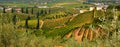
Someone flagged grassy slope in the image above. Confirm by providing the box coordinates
[1,4,120,47]
[19,11,93,37]
[67,11,93,27]
[44,11,94,37]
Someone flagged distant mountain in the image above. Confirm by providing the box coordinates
[0,0,78,3]
[0,0,119,3]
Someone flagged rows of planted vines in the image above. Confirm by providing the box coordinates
[0,4,120,47]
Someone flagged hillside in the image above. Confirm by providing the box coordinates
[0,2,120,47]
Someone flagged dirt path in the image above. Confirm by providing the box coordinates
[40,20,44,29]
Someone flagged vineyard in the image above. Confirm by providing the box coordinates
[0,4,120,47]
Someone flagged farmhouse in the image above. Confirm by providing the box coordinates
[96,6,103,10]
[14,8,21,13]
[80,9,88,13]
[0,7,3,10]
[89,6,95,11]
[5,7,12,12]
[35,6,49,8]
[89,3,108,11]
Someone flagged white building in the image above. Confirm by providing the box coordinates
[0,7,3,10]
[37,6,48,8]
[5,8,12,11]
[80,9,88,13]
[96,6,103,10]
[89,6,95,11]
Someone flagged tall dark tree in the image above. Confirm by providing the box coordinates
[44,9,47,14]
[11,8,14,13]
[40,10,44,15]
[12,15,17,25]
[45,9,49,14]
[31,8,34,14]
[46,9,49,14]
[26,8,29,14]
[3,7,6,13]
[39,9,47,15]
[25,18,28,28]
[27,15,31,20]
[115,5,120,11]
[21,7,24,13]
[36,11,40,18]
[36,18,40,29]
[48,9,51,14]
[25,16,30,28]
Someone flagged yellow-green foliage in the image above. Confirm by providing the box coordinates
[20,16,70,29]
[1,3,120,47]
[19,20,42,28]
[43,16,70,29]
[42,11,67,19]
[67,12,93,28]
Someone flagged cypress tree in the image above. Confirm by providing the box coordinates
[12,15,17,25]
[25,16,30,28]
[40,10,44,15]
[3,7,6,13]
[36,18,39,29]
[21,7,24,13]
[44,9,47,14]
[25,18,28,28]
[26,8,29,14]
[48,9,50,14]
[27,15,31,20]
[11,8,14,13]
[26,29,28,33]
[45,9,48,14]
[36,11,39,18]
[31,8,34,14]
[93,7,96,18]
